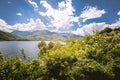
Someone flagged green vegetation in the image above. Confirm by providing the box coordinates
[12,30,82,41]
[0,30,19,41]
[0,31,30,41]
[0,30,82,41]
[0,27,120,80]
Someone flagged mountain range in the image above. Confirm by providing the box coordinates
[0,30,20,41]
[0,30,83,41]
[11,30,83,41]
[1,27,120,41]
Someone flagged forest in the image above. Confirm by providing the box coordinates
[0,31,29,41]
[0,27,120,80]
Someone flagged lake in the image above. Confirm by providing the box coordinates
[0,41,42,59]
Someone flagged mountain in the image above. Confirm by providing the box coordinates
[12,30,83,41]
[0,30,20,41]
[0,31,29,41]
[12,30,54,37]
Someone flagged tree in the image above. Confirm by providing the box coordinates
[0,28,120,80]
[38,41,47,58]
[0,52,4,62]
[38,41,46,49]
[100,27,112,33]
[47,42,54,50]
[20,48,27,60]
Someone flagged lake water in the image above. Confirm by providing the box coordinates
[0,41,41,59]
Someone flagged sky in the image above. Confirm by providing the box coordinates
[0,0,120,36]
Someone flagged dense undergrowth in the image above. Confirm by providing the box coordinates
[0,27,120,80]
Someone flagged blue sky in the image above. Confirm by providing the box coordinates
[0,0,120,36]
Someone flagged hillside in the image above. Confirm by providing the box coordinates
[0,31,29,41]
[12,30,83,40]
[0,30,82,41]
[1,27,120,41]
[0,27,120,80]
[0,31,19,41]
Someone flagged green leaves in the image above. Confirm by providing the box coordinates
[20,48,27,60]
[0,27,120,80]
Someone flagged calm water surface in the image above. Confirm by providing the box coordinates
[0,41,41,58]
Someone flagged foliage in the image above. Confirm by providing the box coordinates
[37,40,63,59]
[100,27,112,33]
[12,30,82,41]
[0,28,120,80]
[0,31,29,41]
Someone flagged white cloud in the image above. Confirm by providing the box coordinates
[13,18,46,31]
[27,0,108,34]
[72,22,107,36]
[2,0,119,35]
[0,19,7,25]
[117,11,120,16]
[0,18,46,32]
[109,20,120,29]
[16,13,22,16]
[28,0,38,10]
[0,19,14,32]
[80,6,106,22]
[73,20,120,36]
[39,0,79,32]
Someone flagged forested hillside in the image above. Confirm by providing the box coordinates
[12,30,82,41]
[0,31,19,41]
[0,27,120,80]
[0,30,83,41]
[0,31,29,41]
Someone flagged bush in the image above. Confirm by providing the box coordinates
[0,28,120,80]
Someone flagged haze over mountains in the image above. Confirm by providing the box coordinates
[0,0,120,36]
[0,30,21,41]
[11,30,83,41]
[0,30,83,41]
[0,0,120,40]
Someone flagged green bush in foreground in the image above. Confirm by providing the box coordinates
[0,28,120,80]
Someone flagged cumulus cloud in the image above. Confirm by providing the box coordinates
[28,0,38,10]
[39,0,79,32]
[2,0,119,35]
[28,0,107,33]
[0,19,14,32]
[80,6,106,22]
[0,18,46,32]
[72,22,107,36]
[118,11,120,16]
[73,20,120,36]
[16,13,22,16]
[109,20,120,29]
[13,18,46,31]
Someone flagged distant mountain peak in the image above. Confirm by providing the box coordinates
[12,30,83,40]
